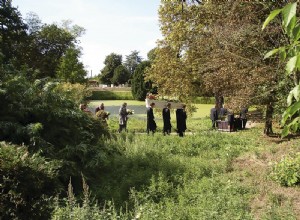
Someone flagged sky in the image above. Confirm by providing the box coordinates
[12,0,162,77]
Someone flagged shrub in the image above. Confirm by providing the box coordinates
[0,142,61,219]
[89,90,133,100]
[270,153,300,186]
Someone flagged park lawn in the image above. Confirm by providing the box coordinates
[89,100,214,119]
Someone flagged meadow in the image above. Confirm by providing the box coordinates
[51,100,300,219]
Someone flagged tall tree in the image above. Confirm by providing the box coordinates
[99,53,122,85]
[124,50,142,75]
[112,64,130,86]
[132,61,152,101]
[0,0,28,65]
[56,47,87,84]
[147,0,288,134]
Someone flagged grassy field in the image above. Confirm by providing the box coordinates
[53,118,300,219]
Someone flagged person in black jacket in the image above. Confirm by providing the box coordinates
[176,104,187,137]
[210,105,218,128]
[162,102,172,135]
[147,102,156,135]
[240,107,248,129]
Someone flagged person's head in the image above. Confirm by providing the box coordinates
[150,102,155,108]
[100,103,104,110]
[80,104,86,110]
[122,102,127,107]
[167,102,171,108]
[182,104,186,109]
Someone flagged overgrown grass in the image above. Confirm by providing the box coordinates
[52,117,300,219]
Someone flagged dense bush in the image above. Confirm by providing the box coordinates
[0,143,61,219]
[270,153,300,186]
[193,96,215,104]
[89,90,133,100]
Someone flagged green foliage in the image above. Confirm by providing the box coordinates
[270,153,300,187]
[131,61,152,101]
[192,96,215,104]
[111,65,130,85]
[56,47,87,84]
[263,2,300,137]
[0,142,61,219]
[52,176,131,220]
[124,50,142,75]
[99,53,122,85]
[89,90,133,100]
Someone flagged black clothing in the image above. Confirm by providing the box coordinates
[176,108,187,137]
[210,107,218,128]
[219,107,227,117]
[227,112,235,131]
[162,107,171,135]
[147,107,156,134]
[240,108,248,129]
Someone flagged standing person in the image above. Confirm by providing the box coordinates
[219,104,228,119]
[118,102,128,132]
[147,102,157,135]
[162,102,172,135]
[96,103,110,127]
[240,107,248,129]
[210,105,218,128]
[176,104,187,137]
[227,110,235,131]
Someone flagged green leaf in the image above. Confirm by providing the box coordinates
[279,47,287,60]
[281,100,300,125]
[285,55,297,74]
[281,125,289,138]
[282,3,297,28]
[264,48,279,59]
[286,15,296,37]
[262,9,282,30]
[292,24,300,41]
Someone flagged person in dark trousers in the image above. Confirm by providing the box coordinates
[162,102,172,135]
[147,102,156,135]
[227,110,235,131]
[240,107,248,129]
[118,102,128,132]
[176,104,187,137]
[210,105,218,128]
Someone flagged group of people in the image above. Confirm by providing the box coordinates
[81,101,187,136]
[210,104,248,131]
[147,102,187,137]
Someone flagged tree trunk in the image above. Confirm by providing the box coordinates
[264,101,274,135]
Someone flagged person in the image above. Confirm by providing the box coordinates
[176,104,187,137]
[118,102,129,132]
[95,103,109,127]
[95,103,104,114]
[227,110,235,131]
[162,102,172,135]
[147,102,157,135]
[210,105,218,128]
[240,107,248,129]
[219,105,228,119]
[80,103,92,114]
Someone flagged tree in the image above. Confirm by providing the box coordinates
[0,0,28,64]
[146,0,288,134]
[132,61,152,101]
[124,50,142,75]
[56,47,87,83]
[263,2,300,137]
[112,64,130,86]
[99,53,122,85]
